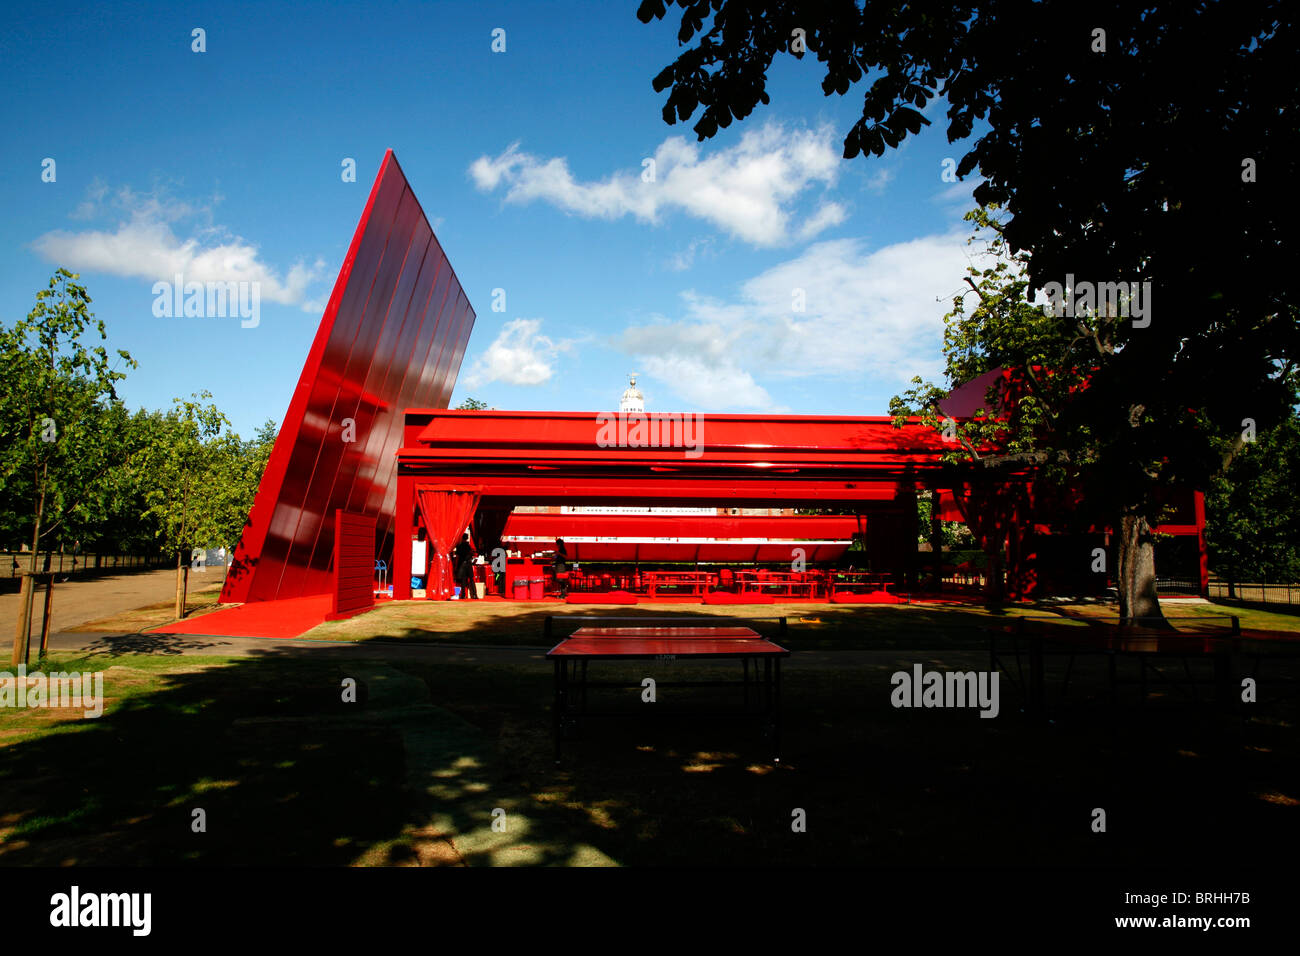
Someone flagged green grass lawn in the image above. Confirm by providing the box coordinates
[296,596,1288,647]
[4,600,1298,866]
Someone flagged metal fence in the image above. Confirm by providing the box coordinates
[1155,577,1202,594]
[1206,579,1300,605]
[3,551,166,579]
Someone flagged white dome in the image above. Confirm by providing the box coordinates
[619,374,644,412]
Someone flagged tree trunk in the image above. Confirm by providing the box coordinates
[1116,513,1166,626]
[11,477,47,666]
[174,549,189,619]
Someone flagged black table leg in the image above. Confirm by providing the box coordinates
[553,659,564,764]
[1028,635,1044,715]
[773,657,782,763]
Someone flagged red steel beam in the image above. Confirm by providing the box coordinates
[502,513,864,539]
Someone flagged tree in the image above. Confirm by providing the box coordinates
[1,269,135,661]
[1205,414,1300,594]
[891,207,1281,620]
[454,397,489,410]
[138,393,230,619]
[643,1,1300,621]
[206,419,277,559]
[85,406,168,555]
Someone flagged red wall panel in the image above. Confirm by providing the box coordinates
[222,151,475,603]
[330,510,378,619]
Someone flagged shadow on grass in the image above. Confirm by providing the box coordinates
[3,618,1297,867]
[309,602,1036,652]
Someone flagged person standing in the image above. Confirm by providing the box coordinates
[454,533,477,600]
[554,538,569,597]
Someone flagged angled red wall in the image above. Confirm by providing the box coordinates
[222,150,475,603]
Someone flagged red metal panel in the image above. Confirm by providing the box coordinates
[365,244,459,564]
[330,510,377,619]
[401,410,958,469]
[223,151,475,603]
[502,513,862,539]
[277,181,424,599]
[405,474,908,505]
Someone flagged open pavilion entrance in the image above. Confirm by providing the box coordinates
[395,409,969,603]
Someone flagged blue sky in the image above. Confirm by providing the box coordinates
[0,0,986,438]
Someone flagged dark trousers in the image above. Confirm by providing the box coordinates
[456,568,476,599]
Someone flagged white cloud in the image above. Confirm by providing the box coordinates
[32,184,326,307]
[469,122,846,247]
[70,177,109,220]
[617,232,981,410]
[863,168,894,193]
[464,318,564,387]
[666,237,713,272]
[932,176,985,207]
[797,202,848,241]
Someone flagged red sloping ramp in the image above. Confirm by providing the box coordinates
[150,594,333,640]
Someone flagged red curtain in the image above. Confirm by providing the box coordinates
[935,489,967,523]
[416,487,481,599]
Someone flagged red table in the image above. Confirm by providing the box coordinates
[827,571,891,596]
[734,571,820,598]
[643,571,715,597]
[546,624,790,762]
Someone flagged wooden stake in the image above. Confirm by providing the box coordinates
[38,574,55,658]
[10,572,33,667]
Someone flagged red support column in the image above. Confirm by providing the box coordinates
[393,472,416,600]
[929,490,944,593]
[1194,489,1209,598]
[1006,486,1037,600]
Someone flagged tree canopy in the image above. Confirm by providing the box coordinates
[643,1,1300,617]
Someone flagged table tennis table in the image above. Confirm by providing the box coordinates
[546,617,791,763]
[987,617,1252,713]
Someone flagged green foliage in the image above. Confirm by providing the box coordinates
[454,397,489,410]
[889,207,1289,541]
[0,269,137,557]
[1205,416,1300,583]
[208,420,277,549]
[889,207,1089,480]
[1,273,277,568]
[137,393,232,559]
[646,0,1300,517]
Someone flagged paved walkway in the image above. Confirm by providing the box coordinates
[2,567,223,636]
